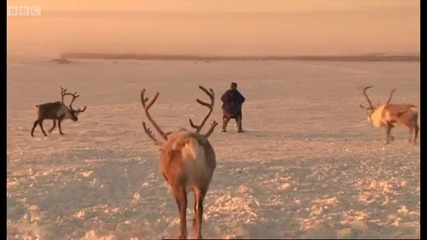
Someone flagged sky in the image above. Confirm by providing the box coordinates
[7,0,420,56]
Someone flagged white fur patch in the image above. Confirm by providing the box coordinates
[369,106,385,128]
[181,138,209,189]
[182,138,206,163]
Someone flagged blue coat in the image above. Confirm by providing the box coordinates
[221,89,245,117]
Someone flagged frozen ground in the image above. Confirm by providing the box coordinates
[7,57,420,239]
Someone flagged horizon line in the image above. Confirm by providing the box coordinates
[59,52,420,62]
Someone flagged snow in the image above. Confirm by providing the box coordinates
[7,57,420,239]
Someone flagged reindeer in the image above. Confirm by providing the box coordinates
[359,86,419,145]
[31,87,87,137]
[140,86,218,239]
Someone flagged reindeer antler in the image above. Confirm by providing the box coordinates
[60,87,87,113]
[204,121,218,138]
[68,92,79,109]
[75,106,87,113]
[189,86,218,137]
[61,87,67,103]
[140,89,168,145]
[142,122,163,146]
[360,85,374,109]
[385,88,397,104]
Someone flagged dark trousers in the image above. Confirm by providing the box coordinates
[222,112,243,132]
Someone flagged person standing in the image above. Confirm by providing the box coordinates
[221,82,245,133]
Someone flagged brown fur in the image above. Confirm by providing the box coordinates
[360,86,419,144]
[141,86,218,239]
[381,104,419,144]
[31,101,78,137]
[31,88,87,137]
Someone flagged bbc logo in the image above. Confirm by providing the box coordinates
[7,6,42,16]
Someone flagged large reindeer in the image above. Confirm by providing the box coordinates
[31,87,87,137]
[359,86,419,144]
[140,86,218,239]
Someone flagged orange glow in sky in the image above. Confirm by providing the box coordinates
[7,0,420,56]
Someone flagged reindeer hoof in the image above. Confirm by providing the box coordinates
[177,234,187,239]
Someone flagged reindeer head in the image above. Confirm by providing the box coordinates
[359,86,396,122]
[140,85,218,148]
[61,87,87,121]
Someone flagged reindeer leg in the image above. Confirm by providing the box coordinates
[408,127,414,143]
[48,120,57,133]
[385,124,394,144]
[192,195,197,231]
[58,116,65,135]
[193,186,207,239]
[31,120,39,137]
[173,185,187,239]
[414,125,419,145]
[39,120,48,136]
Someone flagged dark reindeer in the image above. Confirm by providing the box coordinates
[31,87,87,137]
[140,86,218,239]
[360,86,419,144]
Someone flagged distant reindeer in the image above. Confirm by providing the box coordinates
[359,86,419,144]
[31,87,87,137]
[140,86,218,239]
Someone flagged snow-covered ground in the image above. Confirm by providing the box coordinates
[7,57,420,239]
